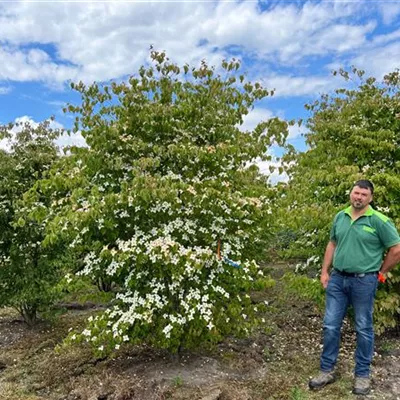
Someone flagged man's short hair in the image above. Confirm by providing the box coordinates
[353,179,374,194]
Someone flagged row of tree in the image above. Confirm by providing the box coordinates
[0,53,398,352]
[276,68,400,333]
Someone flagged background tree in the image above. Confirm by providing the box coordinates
[0,120,61,324]
[278,68,400,333]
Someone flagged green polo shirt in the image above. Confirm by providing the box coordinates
[330,206,400,273]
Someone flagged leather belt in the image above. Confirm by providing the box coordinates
[333,269,377,278]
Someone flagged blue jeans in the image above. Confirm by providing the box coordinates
[320,270,378,377]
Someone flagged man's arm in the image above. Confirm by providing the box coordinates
[380,243,400,275]
[320,240,336,289]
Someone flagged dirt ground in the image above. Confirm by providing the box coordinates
[0,277,399,400]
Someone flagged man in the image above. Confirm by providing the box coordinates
[309,180,400,395]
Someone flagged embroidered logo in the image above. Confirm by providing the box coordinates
[362,226,376,234]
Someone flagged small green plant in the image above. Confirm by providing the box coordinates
[379,340,397,353]
[281,272,325,310]
[262,346,271,361]
[172,376,183,387]
[57,274,114,305]
[290,386,308,400]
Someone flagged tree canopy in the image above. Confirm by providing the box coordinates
[278,68,400,332]
[24,51,287,352]
[0,120,61,324]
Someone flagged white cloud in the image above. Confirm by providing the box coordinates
[0,115,86,151]
[239,107,305,142]
[0,115,39,151]
[372,28,400,46]
[263,74,336,97]
[256,157,288,185]
[0,45,79,86]
[205,1,372,63]
[0,86,12,95]
[351,42,400,79]
[240,107,286,183]
[0,1,221,84]
[378,3,400,25]
[0,0,383,87]
[56,130,87,149]
[288,123,307,140]
[9,116,64,133]
[308,22,376,54]
[8,116,39,134]
[239,107,274,132]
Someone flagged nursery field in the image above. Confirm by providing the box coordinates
[1,54,400,400]
[0,264,399,400]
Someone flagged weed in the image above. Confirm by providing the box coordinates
[379,340,397,353]
[172,376,183,387]
[290,386,308,400]
[0,383,41,400]
[262,346,271,361]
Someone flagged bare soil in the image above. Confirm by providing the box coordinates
[0,274,399,400]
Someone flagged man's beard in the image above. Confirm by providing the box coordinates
[352,201,366,209]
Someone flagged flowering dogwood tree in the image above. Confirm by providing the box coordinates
[34,52,286,352]
[0,120,61,324]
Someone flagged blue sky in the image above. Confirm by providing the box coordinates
[0,0,400,177]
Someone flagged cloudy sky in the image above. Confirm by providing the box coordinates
[0,0,399,175]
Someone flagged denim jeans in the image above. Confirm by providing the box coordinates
[320,270,378,377]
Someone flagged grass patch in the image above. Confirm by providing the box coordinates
[0,383,43,400]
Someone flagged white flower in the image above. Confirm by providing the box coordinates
[163,324,173,338]
[187,186,197,195]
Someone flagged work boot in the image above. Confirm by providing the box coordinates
[308,371,336,390]
[353,377,370,395]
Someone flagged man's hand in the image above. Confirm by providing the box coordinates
[320,241,335,289]
[380,244,400,275]
[378,272,386,283]
[320,271,330,289]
